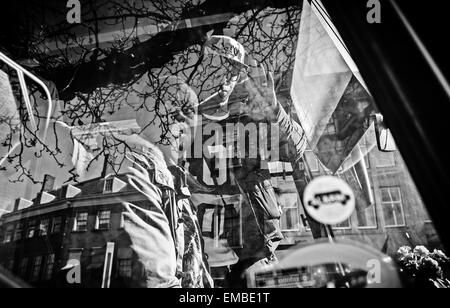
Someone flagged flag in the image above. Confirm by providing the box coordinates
[291,0,377,174]
[290,0,355,151]
[314,76,376,173]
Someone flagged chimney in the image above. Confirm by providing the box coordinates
[101,154,115,178]
[41,174,56,192]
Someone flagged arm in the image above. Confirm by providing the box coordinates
[275,102,308,162]
[244,65,308,161]
[123,155,181,288]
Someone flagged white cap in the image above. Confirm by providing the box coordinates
[203,35,248,69]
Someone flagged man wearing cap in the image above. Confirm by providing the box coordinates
[187,35,308,286]
[119,76,214,288]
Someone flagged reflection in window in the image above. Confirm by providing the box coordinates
[118,259,132,278]
[52,216,62,233]
[356,204,377,229]
[26,221,37,238]
[14,222,23,241]
[279,193,300,231]
[18,258,28,278]
[43,254,55,280]
[90,247,105,270]
[3,224,13,243]
[31,256,42,281]
[304,150,319,172]
[39,219,49,236]
[381,187,405,227]
[7,259,14,272]
[104,178,114,193]
[374,151,396,168]
[74,212,88,232]
[333,219,351,230]
[96,210,111,230]
[356,188,377,229]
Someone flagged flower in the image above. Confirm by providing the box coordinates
[413,245,430,257]
[418,257,442,280]
[430,249,450,267]
[397,246,412,256]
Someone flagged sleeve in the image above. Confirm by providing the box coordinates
[275,102,308,162]
[122,201,181,288]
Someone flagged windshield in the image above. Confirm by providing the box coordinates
[0,0,447,289]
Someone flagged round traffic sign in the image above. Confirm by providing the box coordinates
[303,176,355,225]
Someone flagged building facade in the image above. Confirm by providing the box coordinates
[0,174,152,288]
[0,143,441,288]
[275,141,441,256]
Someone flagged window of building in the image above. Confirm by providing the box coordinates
[43,254,55,280]
[355,188,377,229]
[14,222,23,241]
[3,225,14,243]
[373,151,396,168]
[333,219,352,230]
[304,150,319,172]
[73,212,88,232]
[356,204,378,229]
[96,210,111,230]
[52,216,62,233]
[89,247,105,270]
[18,258,28,278]
[118,259,132,278]
[31,256,42,281]
[119,211,125,229]
[381,187,406,227]
[39,219,50,236]
[279,193,300,231]
[104,178,113,193]
[26,220,37,238]
[7,259,14,272]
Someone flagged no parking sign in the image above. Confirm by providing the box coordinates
[303,176,355,225]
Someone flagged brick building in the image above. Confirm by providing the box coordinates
[0,174,151,288]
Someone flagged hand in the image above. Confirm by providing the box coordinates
[244,64,279,118]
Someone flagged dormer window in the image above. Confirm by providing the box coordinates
[103,177,126,193]
[104,178,114,193]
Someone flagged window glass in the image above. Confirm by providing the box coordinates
[3,224,13,243]
[0,0,445,289]
[43,254,55,281]
[380,187,406,227]
[26,221,37,239]
[97,210,111,230]
[304,150,319,172]
[14,222,23,241]
[355,204,377,229]
[18,258,28,278]
[74,213,88,232]
[39,219,49,236]
[118,259,133,278]
[374,152,396,168]
[104,179,114,193]
[52,217,62,234]
[31,256,42,281]
[279,193,300,231]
